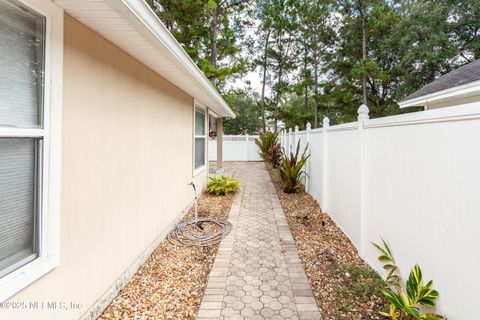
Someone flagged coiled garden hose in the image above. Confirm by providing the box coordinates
[167,182,232,247]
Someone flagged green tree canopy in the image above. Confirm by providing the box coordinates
[223,89,262,134]
[147,0,480,129]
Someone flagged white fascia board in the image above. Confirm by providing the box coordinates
[399,80,480,108]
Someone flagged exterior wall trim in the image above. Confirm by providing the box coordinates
[193,101,207,177]
[0,0,63,302]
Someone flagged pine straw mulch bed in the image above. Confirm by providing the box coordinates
[266,163,389,320]
[99,192,235,320]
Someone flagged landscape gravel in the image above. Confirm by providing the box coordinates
[99,192,235,320]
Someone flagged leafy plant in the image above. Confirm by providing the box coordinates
[279,142,309,193]
[255,132,282,167]
[255,131,277,160]
[373,240,444,320]
[372,239,400,288]
[206,175,240,196]
[269,140,282,168]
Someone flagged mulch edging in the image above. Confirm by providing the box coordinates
[99,192,235,320]
[266,163,388,320]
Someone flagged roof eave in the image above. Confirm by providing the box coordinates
[399,79,480,108]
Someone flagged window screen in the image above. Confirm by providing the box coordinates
[0,139,40,277]
[0,0,45,277]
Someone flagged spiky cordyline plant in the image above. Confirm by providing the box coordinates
[373,239,444,320]
[279,142,309,194]
[255,132,281,167]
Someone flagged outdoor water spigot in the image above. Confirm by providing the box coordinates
[189,182,200,223]
[189,182,197,199]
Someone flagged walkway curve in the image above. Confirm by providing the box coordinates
[197,162,322,320]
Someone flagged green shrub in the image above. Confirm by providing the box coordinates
[207,175,240,196]
[255,132,281,167]
[373,239,444,320]
[279,142,309,194]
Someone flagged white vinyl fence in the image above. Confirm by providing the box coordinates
[281,103,480,319]
[209,135,262,161]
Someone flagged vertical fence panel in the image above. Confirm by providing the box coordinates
[294,125,299,151]
[247,135,261,161]
[288,128,292,155]
[326,124,362,248]
[208,135,262,161]
[208,138,217,161]
[357,105,369,256]
[307,129,324,205]
[305,123,311,192]
[244,134,249,161]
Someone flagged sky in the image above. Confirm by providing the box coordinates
[226,12,266,96]
[227,67,268,96]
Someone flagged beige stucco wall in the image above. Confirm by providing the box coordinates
[1,14,208,320]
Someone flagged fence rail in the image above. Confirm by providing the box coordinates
[280,103,480,319]
[209,135,262,161]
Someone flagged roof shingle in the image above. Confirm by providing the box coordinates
[400,59,480,102]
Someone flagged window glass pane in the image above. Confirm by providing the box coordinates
[195,108,205,136]
[0,0,45,128]
[195,137,205,169]
[0,138,39,277]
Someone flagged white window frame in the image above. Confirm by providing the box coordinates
[193,101,207,176]
[0,0,63,302]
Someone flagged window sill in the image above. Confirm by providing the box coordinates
[193,165,206,177]
[0,254,58,302]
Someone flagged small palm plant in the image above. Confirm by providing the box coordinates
[279,142,309,193]
[207,175,240,196]
[373,239,444,320]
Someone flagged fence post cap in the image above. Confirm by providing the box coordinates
[295,125,299,132]
[306,122,311,130]
[322,117,330,127]
[289,127,293,133]
[357,104,370,120]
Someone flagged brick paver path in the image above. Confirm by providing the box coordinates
[197,162,322,320]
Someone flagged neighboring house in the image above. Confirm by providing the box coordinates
[399,59,480,109]
[0,0,234,319]
[265,119,285,133]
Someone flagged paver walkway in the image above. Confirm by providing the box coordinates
[198,162,322,320]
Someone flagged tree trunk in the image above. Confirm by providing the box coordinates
[313,52,319,128]
[274,65,283,133]
[360,1,367,105]
[210,6,219,81]
[261,29,271,133]
[304,41,309,114]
